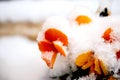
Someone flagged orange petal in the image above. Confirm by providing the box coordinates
[75,15,92,25]
[99,60,108,76]
[116,50,120,59]
[102,28,112,42]
[38,41,57,52]
[108,76,116,80]
[42,51,57,69]
[94,58,101,75]
[53,41,67,57]
[75,51,94,67]
[45,28,68,46]
[81,56,94,70]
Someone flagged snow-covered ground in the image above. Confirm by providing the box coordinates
[0,36,51,80]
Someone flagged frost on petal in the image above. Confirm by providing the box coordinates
[53,41,68,57]
[42,51,57,69]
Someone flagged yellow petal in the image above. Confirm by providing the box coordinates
[75,51,93,67]
[99,60,108,76]
[94,58,101,75]
[82,56,94,70]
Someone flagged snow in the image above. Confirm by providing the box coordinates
[0,0,120,80]
[0,36,50,80]
[48,54,71,77]
[78,73,96,80]
[37,8,120,79]
[68,15,120,69]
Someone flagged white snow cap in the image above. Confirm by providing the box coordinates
[37,16,70,42]
[69,6,93,21]
[41,16,70,31]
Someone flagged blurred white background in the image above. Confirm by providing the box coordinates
[0,0,120,22]
[0,0,99,22]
